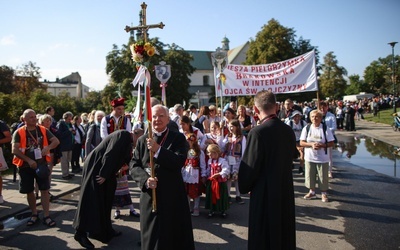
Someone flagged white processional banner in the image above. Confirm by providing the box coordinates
[217,50,317,96]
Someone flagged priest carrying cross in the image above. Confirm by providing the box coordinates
[127,2,195,250]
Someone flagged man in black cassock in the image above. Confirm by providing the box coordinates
[130,104,195,250]
[72,130,133,249]
[238,90,297,250]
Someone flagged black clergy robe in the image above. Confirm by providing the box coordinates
[130,129,195,250]
[72,130,132,243]
[238,117,297,250]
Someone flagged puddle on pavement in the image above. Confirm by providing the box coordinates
[1,211,31,230]
[335,134,400,178]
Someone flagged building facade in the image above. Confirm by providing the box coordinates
[186,37,250,106]
[41,72,90,99]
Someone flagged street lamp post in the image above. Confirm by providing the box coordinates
[388,42,398,113]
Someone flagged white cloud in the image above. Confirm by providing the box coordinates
[86,47,96,54]
[48,43,70,51]
[0,35,16,45]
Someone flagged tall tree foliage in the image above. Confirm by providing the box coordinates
[345,74,368,95]
[363,55,400,95]
[157,43,194,106]
[15,61,47,98]
[0,65,16,94]
[319,52,347,99]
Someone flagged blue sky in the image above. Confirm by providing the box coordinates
[1,0,399,91]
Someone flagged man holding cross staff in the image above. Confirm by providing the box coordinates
[127,3,194,249]
[130,105,195,250]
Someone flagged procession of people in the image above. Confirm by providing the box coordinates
[1,91,382,250]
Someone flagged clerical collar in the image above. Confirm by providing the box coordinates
[153,127,168,136]
[260,114,277,124]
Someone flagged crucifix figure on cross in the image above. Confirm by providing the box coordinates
[124,2,165,43]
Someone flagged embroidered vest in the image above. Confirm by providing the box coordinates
[105,115,127,134]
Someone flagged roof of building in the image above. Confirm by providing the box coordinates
[186,50,213,70]
[228,42,249,64]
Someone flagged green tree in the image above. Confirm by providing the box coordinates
[246,19,297,65]
[363,55,400,94]
[158,43,194,105]
[0,65,16,94]
[81,90,104,112]
[319,52,347,99]
[345,74,368,95]
[364,61,387,94]
[53,92,79,119]
[15,61,47,98]
[28,89,56,114]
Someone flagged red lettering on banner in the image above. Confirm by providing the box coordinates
[242,81,250,86]
[228,65,249,72]
[251,77,287,86]
[283,68,295,75]
[246,88,258,95]
[225,88,243,95]
[251,66,270,73]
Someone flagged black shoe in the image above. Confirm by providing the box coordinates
[298,167,304,174]
[235,196,245,204]
[129,210,140,217]
[207,211,214,218]
[112,230,122,237]
[68,173,75,177]
[62,175,72,180]
[114,211,121,219]
[221,211,227,218]
[72,168,81,174]
[74,233,94,249]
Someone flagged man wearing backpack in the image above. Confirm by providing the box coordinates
[300,110,335,203]
[285,110,307,174]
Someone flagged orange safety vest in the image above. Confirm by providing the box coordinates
[12,125,51,167]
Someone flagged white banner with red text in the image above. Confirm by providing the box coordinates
[215,50,317,96]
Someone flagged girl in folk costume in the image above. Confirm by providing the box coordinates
[181,133,207,217]
[221,119,247,204]
[205,144,230,218]
[179,115,204,145]
[200,121,223,151]
[113,164,140,219]
[200,121,223,166]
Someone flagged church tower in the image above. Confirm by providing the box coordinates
[221,36,230,51]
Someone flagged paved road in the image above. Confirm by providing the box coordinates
[1,119,400,249]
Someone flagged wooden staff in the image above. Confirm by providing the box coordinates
[147,123,157,212]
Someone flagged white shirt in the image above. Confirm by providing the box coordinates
[300,124,334,163]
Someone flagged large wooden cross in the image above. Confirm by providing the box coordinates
[124,2,165,42]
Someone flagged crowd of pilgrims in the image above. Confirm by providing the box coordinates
[4,95,380,248]
[11,97,370,214]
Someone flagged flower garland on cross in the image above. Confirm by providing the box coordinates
[130,41,159,67]
[125,1,165,213]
